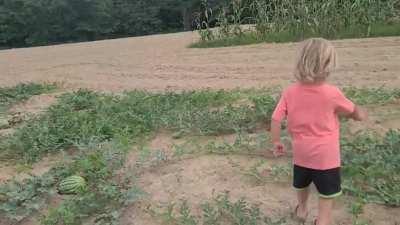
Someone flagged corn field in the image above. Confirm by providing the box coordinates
[196,0,399,43]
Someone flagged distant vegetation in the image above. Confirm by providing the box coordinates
[2,0,397,49]
[192,0,400,48]
[0,0,226,48]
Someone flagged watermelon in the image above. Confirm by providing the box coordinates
[58,175,87,194]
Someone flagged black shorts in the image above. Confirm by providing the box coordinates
[293,164,342,198]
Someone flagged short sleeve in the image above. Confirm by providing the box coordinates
[272,92,288,122]
[333,88,355,115]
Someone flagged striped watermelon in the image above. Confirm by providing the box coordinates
[58,175,87,194]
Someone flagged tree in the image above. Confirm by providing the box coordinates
[0,0,228,48]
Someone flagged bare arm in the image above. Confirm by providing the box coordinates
[347,105,368,121]
[337,104,367,121]
[271,119,282,144]
[270,119,285,156]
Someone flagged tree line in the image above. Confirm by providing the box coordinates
[0,0,228,48]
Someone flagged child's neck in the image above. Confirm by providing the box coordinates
[298,81,326,86]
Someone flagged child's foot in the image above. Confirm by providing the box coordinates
[293,205,308,222]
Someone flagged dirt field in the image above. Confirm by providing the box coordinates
[1,33,400,91]
[1,33,400,225]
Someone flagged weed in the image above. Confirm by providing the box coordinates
[178,201,197,225]
[41,182,143,225]
[159,193,286,225]
[1,86,400,224]
[341,130,400,206]
[2,89,275,162]
[171,132,271,158]
[269,164,291,181]
[343,86,400,105]
[0,137,142,224]
[244,160,291,184]
[244,160,269,184]
[135,146,169,170]
[0,83,56,113]
[0,83,56,134]
[39,141,143,225]
[348,199,365,219]
[0,174,56,223]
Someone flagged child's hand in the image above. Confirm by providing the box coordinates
[272,142,286,157]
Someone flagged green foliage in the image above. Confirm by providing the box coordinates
[244,160,291,184]
[192,0,400,48]
[160,193,286,225]
[0,83,56,112]
[0,0,206,48]
[2,85,400,224]
[343,87,400,105]
[249,0,397,38]
[170,130,271,161]
[191,22,400,48]
[0,174,56,223]
[0,138,143,224]
[3,89,276,162]
[195,0,215,42]
[341,130,400,206]
[42,185,139,225]
[39,141,143,225]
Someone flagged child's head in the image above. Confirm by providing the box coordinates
[295,38,337,84]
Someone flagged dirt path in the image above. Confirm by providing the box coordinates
[1,33,399,91]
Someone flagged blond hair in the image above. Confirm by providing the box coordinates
[295,38,337,83]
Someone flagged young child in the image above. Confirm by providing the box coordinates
[270,38,367,225]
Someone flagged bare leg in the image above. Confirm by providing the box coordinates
[296,188,309,218]
[316,197,334,225]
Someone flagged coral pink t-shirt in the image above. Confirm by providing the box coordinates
[272,83,355,170]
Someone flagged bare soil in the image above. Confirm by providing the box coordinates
[0,153,63,184]
[1,33,399,91]
[347,103,400,136]
[120,133,400,225]
[9,93,60,116]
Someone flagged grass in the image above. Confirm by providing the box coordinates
[0,83,56,113]
[341,130,400,206]
[0,83,56,130]
[5,85,398,163]
[171,132,271,158]
[0,87,276,224]
[157,193,286,225]
[0,89,276,163]
[190,23,400,48]
[343,86,400,105]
